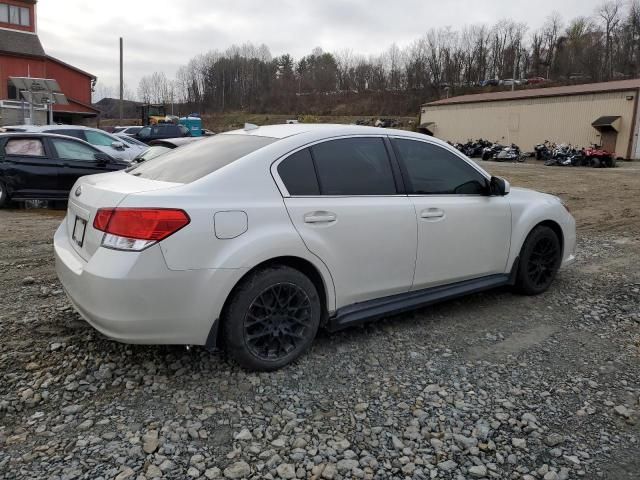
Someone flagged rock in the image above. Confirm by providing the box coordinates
[544,433,565,447]
[142,430,159,454]
[354,403,368,412]
[22,276,35,285]
[205,467,222,479]
[454,434,478,450]
[234,428,253,441]
[614,405,632,418]
[512,438,527,449]
[187,466,200,477]
[438,460,458,472]
[146,465,162,478]
[468,465,487,477]
[322,464,337,479]
[391,435,404,449]
[336,459,359,472]
[224,461,251,479]
[276,463,296,479]
[61,404,83,415]
[78,419,94,430]
[115,467,135,480]
[544,472,559,480]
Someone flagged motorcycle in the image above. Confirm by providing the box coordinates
[534,140,553,160]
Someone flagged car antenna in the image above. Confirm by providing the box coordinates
[244,123,259,131]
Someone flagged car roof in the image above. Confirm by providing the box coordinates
[222,123,447,144]
[0,132,102,147]
[4,124,97,131]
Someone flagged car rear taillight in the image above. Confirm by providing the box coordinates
[93,208,190,251]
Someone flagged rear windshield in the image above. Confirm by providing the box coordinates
[127,134,276,183]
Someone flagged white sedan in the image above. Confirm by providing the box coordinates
[54,124,576,370]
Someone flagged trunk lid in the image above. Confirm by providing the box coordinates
[66,171,181,260]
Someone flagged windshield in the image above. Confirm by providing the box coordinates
[120,135,147,147]
[127,134,276,183]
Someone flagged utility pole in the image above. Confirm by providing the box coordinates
[512,42,519,92]
[119,37,123,124]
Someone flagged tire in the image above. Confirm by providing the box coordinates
[515,225,562,296]
[222,266,321,371]
[0,180,8,208]
[591,157,601,168]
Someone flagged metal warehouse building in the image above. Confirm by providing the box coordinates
[419,80,640,159]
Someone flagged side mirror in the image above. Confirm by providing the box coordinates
[94,152,112,163]
[111,141,125,150]
[490,176,510,196]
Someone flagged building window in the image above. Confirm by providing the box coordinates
[19,6,28,26]
[0,3,30,26]
[9,5,18,24]
[7,81,19,100]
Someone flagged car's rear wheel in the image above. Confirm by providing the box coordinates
[223,266,321,371]
[515,225,562,295]
[0,180,8,208]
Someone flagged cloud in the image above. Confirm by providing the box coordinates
[36,0,605,96]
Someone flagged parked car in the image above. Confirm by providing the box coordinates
[481,79,499,87]
[113,126,143,136]
[116,134,149,149]
[527,76,548,84]
[3,125,146,162]
[132,137,205,163]
[135,123,191,144]
[54,124,576,371]
[0,133,128,207]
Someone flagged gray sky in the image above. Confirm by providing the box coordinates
[37,0,605,98]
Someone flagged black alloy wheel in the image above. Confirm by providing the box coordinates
[223,266,321,370]
[515,225,562,295]
[244,282,313,361]
[526,236,559,289]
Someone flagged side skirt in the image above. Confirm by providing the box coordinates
[327,272,514,332]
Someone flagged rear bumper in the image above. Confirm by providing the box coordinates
[54,221,241,345]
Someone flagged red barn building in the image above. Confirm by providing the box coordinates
[0,0,99,125]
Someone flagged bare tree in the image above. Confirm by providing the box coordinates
[597,1,622,79]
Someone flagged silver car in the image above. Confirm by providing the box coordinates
[2,125,146,161]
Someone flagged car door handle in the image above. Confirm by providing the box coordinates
[420,208,445,219]
[304,211,337,223]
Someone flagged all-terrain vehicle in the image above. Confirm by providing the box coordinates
[583,144,616,168]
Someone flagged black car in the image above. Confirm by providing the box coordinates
[0,133,128,207]
[135,123,191,144]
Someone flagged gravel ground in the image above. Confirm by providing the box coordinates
[0,162,639,480]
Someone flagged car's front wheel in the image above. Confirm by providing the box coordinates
[223,266,321,371]
[0,180,8,208]
[515,225,562,295]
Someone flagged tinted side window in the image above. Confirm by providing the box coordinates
[51,138,97,161]
[393,139,487,195]
[5,138,45,156]
[311,138,396,195]
[277,149,320,196]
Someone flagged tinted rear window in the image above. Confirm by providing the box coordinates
[127,134,275,183]
[277,148,320,195]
